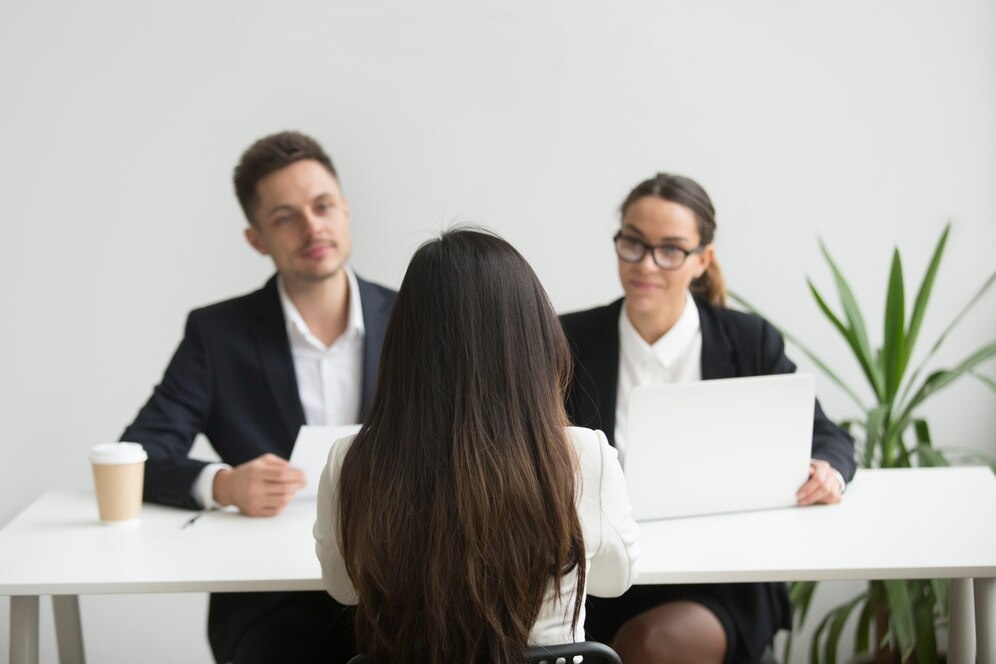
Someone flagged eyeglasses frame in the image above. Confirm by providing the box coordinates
[612,231,705,271]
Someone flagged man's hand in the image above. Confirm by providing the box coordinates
[213,453,306,516]
[796,459,844,506]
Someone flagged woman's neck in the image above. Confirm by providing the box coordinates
[626,294,687,345]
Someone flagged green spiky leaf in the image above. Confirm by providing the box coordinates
[883,248,906,401]
[819,239,884,398]
[902,224,949,378]
[883,580,915,658]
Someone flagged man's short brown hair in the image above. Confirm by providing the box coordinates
[233,131,337,226]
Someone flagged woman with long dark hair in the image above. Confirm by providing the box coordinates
[314,228,640,663]
[562,174,856,664]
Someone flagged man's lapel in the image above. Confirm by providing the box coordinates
[357,277,393,420]
[252,276,306,452]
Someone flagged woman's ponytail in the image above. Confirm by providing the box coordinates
[691,259,726,307]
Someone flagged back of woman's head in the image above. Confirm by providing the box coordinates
[338,227,585,664]
[621,173,727,306]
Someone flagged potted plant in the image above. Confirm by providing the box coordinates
[731,223,996,664]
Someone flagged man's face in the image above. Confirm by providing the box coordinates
[244,159,351,287]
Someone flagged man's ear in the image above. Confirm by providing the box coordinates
[244,225,269,256]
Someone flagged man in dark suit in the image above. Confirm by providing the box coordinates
[122,131,395,664]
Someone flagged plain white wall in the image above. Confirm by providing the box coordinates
[2,1,994,661]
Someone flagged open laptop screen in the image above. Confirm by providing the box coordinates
[624,373,814,521]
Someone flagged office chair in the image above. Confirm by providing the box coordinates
[345,640,622,664]
[525,640,622,664]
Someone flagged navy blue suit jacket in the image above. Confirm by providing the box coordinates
[121,273,395,662]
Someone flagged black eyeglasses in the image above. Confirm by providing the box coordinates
[613,232,704,270]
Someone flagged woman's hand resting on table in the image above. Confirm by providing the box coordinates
[796,459,845,506]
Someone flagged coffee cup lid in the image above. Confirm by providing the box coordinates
[90,442,148,465]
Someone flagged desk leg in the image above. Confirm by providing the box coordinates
[53,595,85,664]
[976,578,995,664]
[949,578,975,664]
[10,595,40,664]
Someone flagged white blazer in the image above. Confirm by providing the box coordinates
[313,426,640,645]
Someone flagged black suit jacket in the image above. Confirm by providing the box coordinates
[121,273,396,662]
[561,296,856,479]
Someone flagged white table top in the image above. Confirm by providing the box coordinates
[1,466,994,597]
[0,491,326,595]
[636,466,996,584]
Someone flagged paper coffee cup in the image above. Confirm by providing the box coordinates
[90,442,148,525]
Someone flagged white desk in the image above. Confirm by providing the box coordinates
[2,467,994,664]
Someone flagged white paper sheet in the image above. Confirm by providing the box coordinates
[289,424,361,499]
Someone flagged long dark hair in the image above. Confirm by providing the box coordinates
[337,228,586,663]
[620,173,727,306]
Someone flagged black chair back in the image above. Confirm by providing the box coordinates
[525,640,622,664]
[345,640,621,664]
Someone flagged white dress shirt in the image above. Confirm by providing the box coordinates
[278,266,365,428]
[191,266,365,508]
[614,290,702,467]
[313,426,641,645]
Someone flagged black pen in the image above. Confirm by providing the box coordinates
[181,511,207,529]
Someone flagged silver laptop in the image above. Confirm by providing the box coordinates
[624,373,814,521]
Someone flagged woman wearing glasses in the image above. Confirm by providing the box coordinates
[561,173,856,664]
